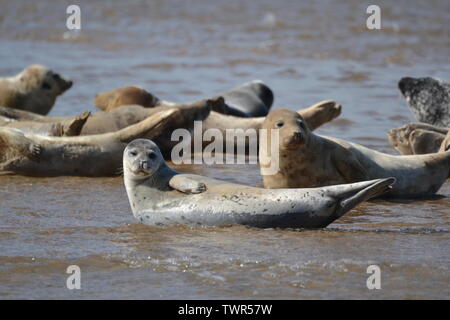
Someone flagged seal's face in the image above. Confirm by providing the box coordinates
[124,139,162,179]
[20,64,73,97]
[264,109,310,151]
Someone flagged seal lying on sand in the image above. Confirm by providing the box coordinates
[0,98,215,137]
[260,109,450,198]
[388,122,449,155]
[0,109,194,176]
[94,80,273,117]
[123,139,394,228]
[0,99,341,153]
[399,77,450,127]
[0,111,90,137]
[0,64,73,115]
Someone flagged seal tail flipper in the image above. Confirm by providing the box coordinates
[331,178,396,219]
[298,100,342,131]
[62,111,91,136]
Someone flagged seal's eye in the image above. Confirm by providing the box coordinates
[276,121,284,128]
[129,151,138,157]
[299,121,306,130]
[148,151,156,159]
[42,82,51,90]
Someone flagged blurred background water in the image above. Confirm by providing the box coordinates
[0,0,449,299]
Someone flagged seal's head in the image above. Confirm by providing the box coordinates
[123,139,164,180]
[20,64,73,96]
[262,109,310,151]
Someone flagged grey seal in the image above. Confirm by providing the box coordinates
[0,64,73,115]
[260,109,450,198]
[0,109,189,176]
[399,77,450,127]
[123,139,394,229]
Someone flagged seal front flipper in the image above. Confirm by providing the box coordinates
[332,149,369,183]
[29,143,42,162]
[169,174,207,194]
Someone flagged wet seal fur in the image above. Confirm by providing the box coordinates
[123,139,394,228]
[260,109,450,198]
[0,64,73,115]
[0,109,191,176]
[399,77,450,127]
[388,122,449,155]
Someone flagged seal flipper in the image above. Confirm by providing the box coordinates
[332,149,370,183]
[169,174,207,194]
[327,178,395,223]
[62,111,91,136]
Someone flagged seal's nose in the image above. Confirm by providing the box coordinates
[139,160,148,170]
[292,131,302,141]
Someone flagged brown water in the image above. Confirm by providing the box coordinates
[0,0,449,299]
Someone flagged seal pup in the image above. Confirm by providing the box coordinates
[399,77,450,127]
[123,139,394,228]
[260,109,450,198]
[0,111,90,137]
[0,109,188,176]
[0,64,73,115]
[388,122,448,155]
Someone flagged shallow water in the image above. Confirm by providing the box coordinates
[0,0,449,299]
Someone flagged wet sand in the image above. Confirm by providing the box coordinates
[0,0,449,299]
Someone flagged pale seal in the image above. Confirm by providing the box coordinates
[0,109,195,176]
[399,77,450,127]
[123,139,394,228]
[0,64,73,115]
[388,122,449,155]
[260,109,450,198]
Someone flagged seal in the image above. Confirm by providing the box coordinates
[0,109,194,176]
[388,122,448,155]
[0,64,73,115]
[0,99,341,151]
[93,80,273,117]
[95,86,162,111]
[0,111,90,137]
[123,139,394,228]
[398,77,450,127]
[217,80,274,117]
[260,109,450,198]
[0,98,215,138]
